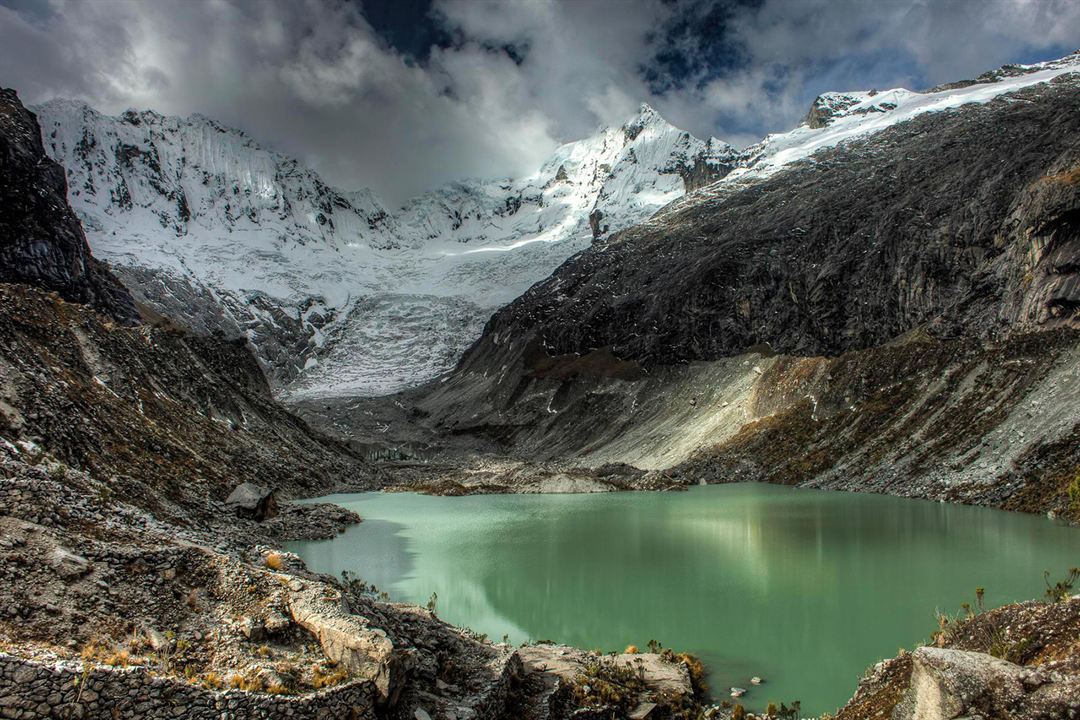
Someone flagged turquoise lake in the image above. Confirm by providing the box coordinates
[287,484,1080,715]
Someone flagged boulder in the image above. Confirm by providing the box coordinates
[47,547,90,579]
[288,583,401,704]
[895,647,1025,720]
[225,482,278,521]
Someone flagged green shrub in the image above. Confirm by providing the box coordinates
[1044,567,1080,602]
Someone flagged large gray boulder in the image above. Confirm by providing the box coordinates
[894,646,1077,720]
[225,482,278,521]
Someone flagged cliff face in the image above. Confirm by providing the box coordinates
[0,89,138,324]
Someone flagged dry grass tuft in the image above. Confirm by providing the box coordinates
[311,664,348,689]
[229,673,264,692]
[1042,165,1080,185]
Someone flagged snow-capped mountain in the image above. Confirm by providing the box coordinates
[33,51,1078,399]
[728,52,1080,187]
[35,100,733,397]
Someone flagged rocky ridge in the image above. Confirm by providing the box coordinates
[0,89,137,325]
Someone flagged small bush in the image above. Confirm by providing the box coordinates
[201,672,224,689]
[103,650,130,667]
[265,553,284,571]
[311,664,348,689]
[624,644,639,654]
[1044,567,1080,602]
[186,589,200,612]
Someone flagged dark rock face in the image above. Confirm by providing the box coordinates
[0,88,138,324]
[0,284,370,517]
[465,77,1080,373]
[675,153,735,192]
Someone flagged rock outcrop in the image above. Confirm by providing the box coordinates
[287,583,398,703]
[0,88,137,324]
[226,483,279,521]
[838,598,1080,720]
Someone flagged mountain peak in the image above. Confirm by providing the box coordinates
[636,102,660,118]
[622,102,671,141]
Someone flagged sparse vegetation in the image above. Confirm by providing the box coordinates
[264,552,284,570]
[1067,471,1080,518]
[228,672,263,692]
[200,672,224,689]
[1044,567,1080,602]
[311,663,348,690]
[659,648,708,696]
[571,655,648,712]
[80,640,136,669]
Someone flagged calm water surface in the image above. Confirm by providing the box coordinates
[287,484,1080,715]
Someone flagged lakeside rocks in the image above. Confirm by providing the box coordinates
[837,598,1080,720]
[286,584,397,702]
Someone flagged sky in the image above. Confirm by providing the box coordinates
[1,0,1077,205]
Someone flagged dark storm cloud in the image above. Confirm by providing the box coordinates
[1,0,1077,204]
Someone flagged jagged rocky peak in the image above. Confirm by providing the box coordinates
[621,102,666,140]
[0,88,138,324]
[803,89,900,129]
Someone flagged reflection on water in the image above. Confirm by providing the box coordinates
[288,484,1080,715]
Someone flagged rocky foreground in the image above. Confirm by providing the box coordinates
[0,415,712,720]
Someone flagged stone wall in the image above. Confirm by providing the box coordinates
[0,653,374,719]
